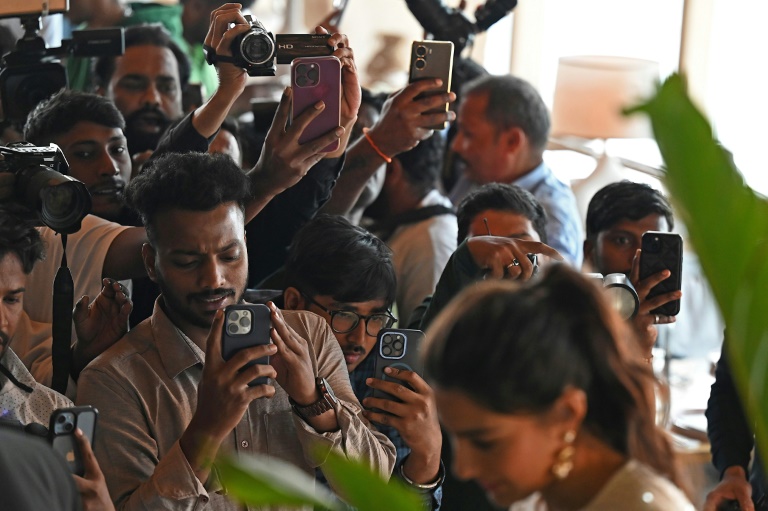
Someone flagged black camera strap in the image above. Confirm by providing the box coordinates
[51,234,73,395]
[203,44,237,66]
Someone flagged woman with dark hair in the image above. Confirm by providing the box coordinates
[424,265,693,510]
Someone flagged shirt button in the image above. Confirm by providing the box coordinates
[200,495,209,503]
[241,440,249,448]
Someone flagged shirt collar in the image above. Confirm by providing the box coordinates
[151,298,205,379]
[0,348,38,393]
[512,161,548,190]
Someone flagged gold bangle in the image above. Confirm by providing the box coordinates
[362,127,392,163]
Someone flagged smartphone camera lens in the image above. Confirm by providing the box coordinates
[64,422,74,432]
[227,323,239,335]
[647,236,662,253]
[228,311,240,323]
[239,316,251,328]
[415,58,426,70]
[382,346,392,356]
[57,415,67,424]
[307,64,319,82]
[382,334,392,344]
[415,45,427,57]
[393,340,403,352]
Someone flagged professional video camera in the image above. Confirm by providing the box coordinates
[205,15,333,77]
[0,1,124,124]
[0,143,91,234]
[405,0,518,53]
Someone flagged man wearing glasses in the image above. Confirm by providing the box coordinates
[282,214,444,510]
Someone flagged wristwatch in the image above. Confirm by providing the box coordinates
[290,377,338,421]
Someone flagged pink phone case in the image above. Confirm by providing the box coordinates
[291,56,342,152]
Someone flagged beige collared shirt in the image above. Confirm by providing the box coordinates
[76,300,396,511]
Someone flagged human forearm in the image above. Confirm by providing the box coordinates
[190,84,245,140]
[320,137,386,216]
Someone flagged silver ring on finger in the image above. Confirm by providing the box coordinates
[654,314,660,324]
[507,259,520,270]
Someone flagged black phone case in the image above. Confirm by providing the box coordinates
[639,231,683,316]
[408,41,454,130]
[49,405,98,477]
[221,304,271,386]
[372,329,426,402]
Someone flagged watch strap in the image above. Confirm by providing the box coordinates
[290,377,336,421]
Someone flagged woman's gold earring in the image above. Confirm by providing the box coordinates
[551,430,576,480]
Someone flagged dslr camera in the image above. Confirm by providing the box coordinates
[228,15,333,76]
[1,143,91,234]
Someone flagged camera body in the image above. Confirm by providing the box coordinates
[229,15,332,76]
[1,143,91,233]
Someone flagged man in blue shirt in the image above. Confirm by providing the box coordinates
[282,215,444,509]
[449,75,583,267]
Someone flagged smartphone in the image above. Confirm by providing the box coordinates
[372,329,426,402]
[291,56,341,152]
[408,40,454,130]
[49,406,98,477]
[639,231,683,316]
[221,304,272,386]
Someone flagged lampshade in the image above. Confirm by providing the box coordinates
[551,56,659,140]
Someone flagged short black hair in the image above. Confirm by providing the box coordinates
[94,24,191,92]
[0,208,44,274]
[124,152,250,244]
[456,183,548,244]
[394,133,445,197]
[586,181,674,241]
[462,74,550,153]
[284,215,396,306]
[23,89,125,145]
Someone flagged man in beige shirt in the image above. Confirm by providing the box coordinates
[76,151,396,510]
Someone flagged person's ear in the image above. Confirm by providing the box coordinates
[549,386,587,435]
[141,243,157,283]
[500,126,526,155]
[283,287,304,310]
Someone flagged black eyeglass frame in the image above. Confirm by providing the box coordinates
[301,292,397,337]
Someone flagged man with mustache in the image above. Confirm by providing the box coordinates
[281,215,445,510]
[94,23,188,157]
[75,153,395,509]
[448,75,583,267]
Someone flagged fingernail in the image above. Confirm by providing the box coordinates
[384,367,392,374]
[315,101,325,110]
[284,86,292,97]
[335,127,345,137]
[366,378,372,385]
[435,79,442,86]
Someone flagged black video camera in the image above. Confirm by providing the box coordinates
[226,15,333,76]
[1,143,91,234]
[0,4,124,124]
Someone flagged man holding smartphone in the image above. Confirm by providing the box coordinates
[281,215,445,510]
[582,181,682,357]
[76,153,395,510]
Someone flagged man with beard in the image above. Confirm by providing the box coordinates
[281,214,445,510]
[94,23,189,157]
[448,74,583,267]
[75,153,395,510]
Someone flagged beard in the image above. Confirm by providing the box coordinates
[123,106,173,155]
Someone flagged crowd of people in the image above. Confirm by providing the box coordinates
[0,1,756,510]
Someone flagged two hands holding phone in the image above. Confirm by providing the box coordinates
[179,302,337,483]
[361,329,443,486]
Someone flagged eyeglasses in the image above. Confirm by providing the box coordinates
[302,293,396,337]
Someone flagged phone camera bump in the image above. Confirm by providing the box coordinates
[55,413,76,434]
[647,236,662,253]
[415,45,428,57]
[415,58,426,70]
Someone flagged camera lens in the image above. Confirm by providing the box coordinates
[64,422,74,432]
[646,237,662,253]
[239,316,251,328]
[393,340,403,352]
[415,58,426,70]
[296,75,310,87]
[415,45,427,57]
[382,346,392,356]
[296,63,308,76]
[239,30,275,65]
[227,323,239,335]
[307,64,319,82]
[228,311,240,322]
[382,334,392,344]
[57,415,67,424]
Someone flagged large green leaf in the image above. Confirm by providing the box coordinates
[216,454,341,510]
[629,74,768,460]
[216,447,423,511]
[318,448,423,511]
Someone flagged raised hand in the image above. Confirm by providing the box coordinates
[467,236,563,281]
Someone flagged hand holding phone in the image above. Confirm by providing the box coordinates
[638,231,683,317]
[221,304,272,386]
[291,56,342,152]
[408,40,454,130]
[49,406,98,477]
[371,329,426,402]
